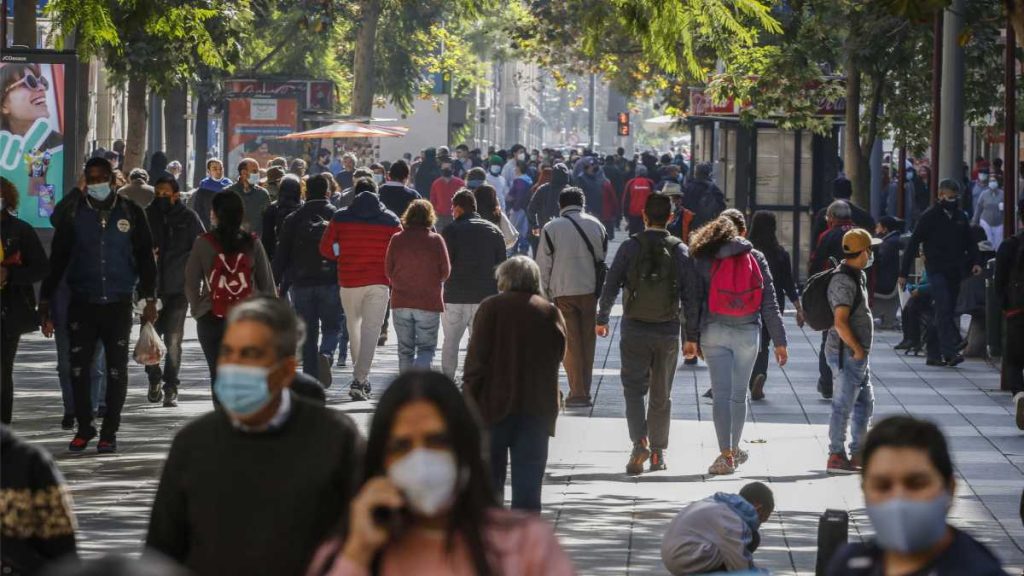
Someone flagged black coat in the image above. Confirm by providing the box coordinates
[874,231,901,294]
[441,213,507,304]
[1,210,49,337]
[146,201,205,296]
[273,199,338,288]
[378,183,421,221]
[901,205,979,278]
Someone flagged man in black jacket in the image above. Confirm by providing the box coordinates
[899,179,981,367]
[527,162,571,251]
[146,297,363,576]
[810,176,875,254]
[274,174,344,387]
[145,174,204,408]
[440,190,507,380]
[39,157,158,454]
[378,159,421,220]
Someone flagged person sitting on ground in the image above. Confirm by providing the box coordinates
[828,416,1005,575]
[146,297,364,576]
[660,482,774,575]
[894,267,933,355]
[305,371,575,576]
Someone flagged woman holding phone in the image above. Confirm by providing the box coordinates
[306,371,575,576]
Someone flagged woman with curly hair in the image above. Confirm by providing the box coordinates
[683,214,787,476]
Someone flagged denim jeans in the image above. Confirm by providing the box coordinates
[145,294,189,391]
[291,285,342,382]
[441,303,480,380]
[826,347,875,457]
[702,322,760,452]
[489,413,550,511]
[510,209,531,254]
[392,308,440,372]
[928,271,962,359]
[55,323,106,415]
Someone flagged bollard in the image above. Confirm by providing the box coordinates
[986,258,1002,358]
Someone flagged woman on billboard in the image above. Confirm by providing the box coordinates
[1,63,65,227]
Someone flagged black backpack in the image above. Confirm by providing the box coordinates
[801,264,863,331]
[294,212,334,277]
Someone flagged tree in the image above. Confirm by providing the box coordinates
[47,0,250,171]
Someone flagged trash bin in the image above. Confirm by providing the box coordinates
[985,258,1002,358]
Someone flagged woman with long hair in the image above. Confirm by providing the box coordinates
[184,190,276,382]
[473,184,519,249]
[746,211,803,400]
[1,64,62,147]
[683,214,787,476]
[307,371,574,575]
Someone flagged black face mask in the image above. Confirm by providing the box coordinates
[441,167,453,178]
[939,197,958,211]
[154,196,174,213]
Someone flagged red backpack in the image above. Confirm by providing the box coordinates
[203,233,255,318]
[708,252,764,316]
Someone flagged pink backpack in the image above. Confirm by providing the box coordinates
[708,252,764,316]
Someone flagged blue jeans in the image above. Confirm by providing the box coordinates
[489,413,550,511]
[826,347,875,456]
[392,308,440,372]
[55,323,106,414]
[702,322,760,452]
[927,271,961,359]
[291,285,343,382]
[510,209,531,254]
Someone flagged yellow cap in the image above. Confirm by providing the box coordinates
[842,228,882,254]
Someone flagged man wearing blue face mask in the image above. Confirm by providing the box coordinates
[221,158,270,238]
[828,416,1005,575]
[39,157,158,454]
[146,297,363,576]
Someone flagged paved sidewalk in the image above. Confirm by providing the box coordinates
[9,287,1024,574]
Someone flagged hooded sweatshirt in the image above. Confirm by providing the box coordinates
[261,177,303,261]
[661,493,761,575]
[527,163,570,229]
[319,191,402,288]
[683,237,787,346]
[576,168,606,219]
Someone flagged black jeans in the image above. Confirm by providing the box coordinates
[145,294,189,391]
[196,313,225,381]
[68,300,133,437]
[901,294,934,346]
[818,331,833,393]
[489,413,550,511]
[1005,314,1024,394]
[1,333,20,424]
[929,271,962,359]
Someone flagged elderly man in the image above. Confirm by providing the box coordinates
[537,187,607,407]
[146,297,364,576]
[222,158,271,237]
[463,256,566,511]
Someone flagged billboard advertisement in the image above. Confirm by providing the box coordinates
[224,79,335,111]
[223,94,300,171]
[1,50,78,229]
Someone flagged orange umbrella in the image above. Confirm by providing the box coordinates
[277,122,408,140]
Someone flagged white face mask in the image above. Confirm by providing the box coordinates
[988,180,999,190]
[978,173,988,182]
[388,448,458,517]
[247,173,259,186]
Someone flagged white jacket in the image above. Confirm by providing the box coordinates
[537,206,607,300]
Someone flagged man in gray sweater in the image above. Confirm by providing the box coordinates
[222,158,270,237]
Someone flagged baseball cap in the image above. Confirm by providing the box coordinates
[842,228,882,255]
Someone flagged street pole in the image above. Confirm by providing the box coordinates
[897,147,907,219]
[588,72,596,151]
[1006,11,1018,238]
[930,10,944,201]
[939,0,966,186]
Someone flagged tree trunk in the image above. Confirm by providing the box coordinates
[13,0,36,47]
[75,58,92,171]
[194,95,210,188]
[124,73,148,172]
[351,0,382,118]
[856,70,885,210]
[164,85,188,186]
[844,59,866,204]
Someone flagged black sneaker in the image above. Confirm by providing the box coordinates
[318,354,333,389]
[349,381,370,402]
[926,357,947,367]
[377,334,387,347]
[944,354,965,367]
[684,357,698,366]
[61,414,75,430]
[702,388,713,399]
[649,449,667,472]
[894,339,915,350]
[163,387,178,408]
[96,405,107,419]
[97,436,117,454]
[817,380,833,400]
[147,381,164,403]
[750,374,766,401]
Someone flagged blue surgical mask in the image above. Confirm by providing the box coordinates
[489,165,501,176]
[214,363,274,416]
[248,173,259,186]
[866,492,950,553]
[467,179,484,189]
[86,183,112,201]
[373,173,384,185]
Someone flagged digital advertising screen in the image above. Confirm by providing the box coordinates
[0,49,78,229]
[223,94,301,171]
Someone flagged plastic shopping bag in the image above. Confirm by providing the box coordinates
[133,322,166,366]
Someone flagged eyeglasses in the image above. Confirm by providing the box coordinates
[4,72,49,95]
